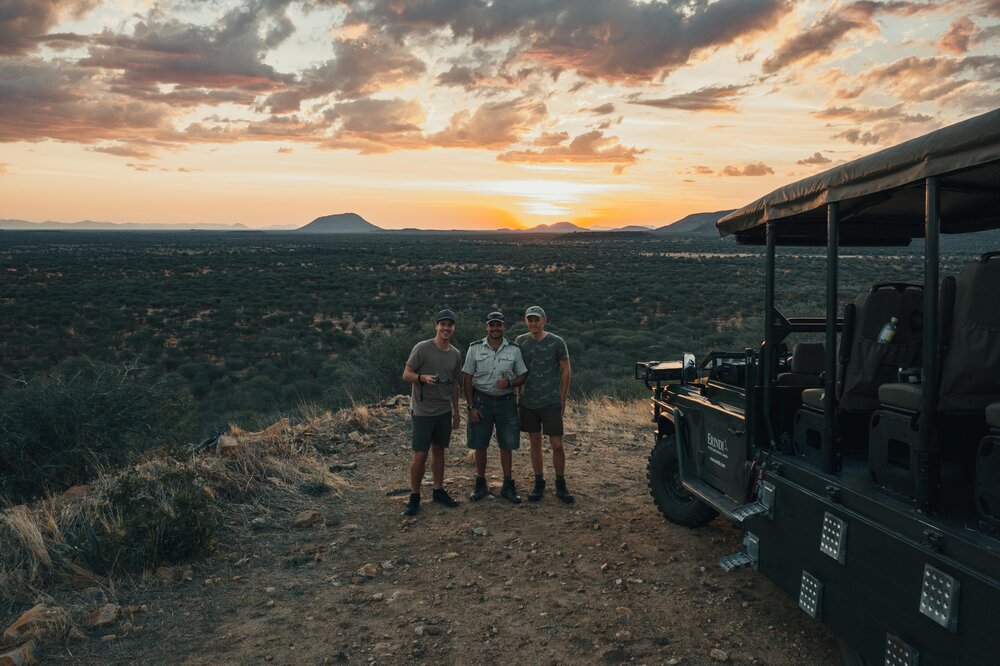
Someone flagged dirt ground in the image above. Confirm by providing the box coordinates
[43,399,838,665]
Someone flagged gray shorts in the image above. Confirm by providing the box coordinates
[411,412,452,452]
[468,394,520,450]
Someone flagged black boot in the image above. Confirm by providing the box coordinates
[403,493,421,515]
[500,479,522,504]
[469,476,488,502]
[528,476,545,502]
[555,477,574,504]
[432,487,459,507]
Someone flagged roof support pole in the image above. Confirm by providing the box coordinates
[763,220,776,446]
[823,202,839,473]
[918,176,941,510]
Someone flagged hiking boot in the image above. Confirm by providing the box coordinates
[403,493,420,516]
[432,488,459,508]
[555,480,575,504]
[500,480,522,505]
[469,477,488,502]
[528,478,546,502]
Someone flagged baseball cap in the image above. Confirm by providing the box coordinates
[486,311,506,323]
[435,309,456,323]
[524,305,546,318]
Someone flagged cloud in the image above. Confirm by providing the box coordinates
[276,147,293,154]
[88,142,157,159]
[720,162,773,176]
[532,131,569,146]
[265,36,425,112]
[0,57,173,144]
[938,17,978,54]
[0,0,98,55]
[685,165,714,175]
[588,103,616,115]
[0,162,7,174]
[762,2,880,74]
[796,152,832,165]
[496,130,646,174]
[629,84,747,112]
[815,103,939,146]
[831,128,882,145]
[841,55,1000,104]
[813,103,932,123]
[325,97,427,153]
[340,0,792,83]
[430,97,547,148]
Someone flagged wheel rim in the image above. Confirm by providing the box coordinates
[660,465,693,504]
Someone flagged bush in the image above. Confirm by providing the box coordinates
[0,362,197,503]
[67,463,220,574]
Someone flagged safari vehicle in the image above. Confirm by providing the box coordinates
[636,109,1000,664]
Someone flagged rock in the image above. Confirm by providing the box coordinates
[328,462,357,472]
[154,566,176,583]
[562,432,578,444]
[710,648,729,662]
[472,527,488,537]
[294,510,323,528]
[85,604,120,629]
[347,431,366,444]
[67,627,86,643]
[215,434,240,457]
[265,600,275,608]
[358,563,378,578]
[180,569,194,583]
[2,604,66,647]
[0,640,37,666]
[464,449,476,465]
[99,634,116,642]
[666,659,681,665]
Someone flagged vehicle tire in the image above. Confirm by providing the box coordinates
[837,639,871,666]
[648,435,718,527]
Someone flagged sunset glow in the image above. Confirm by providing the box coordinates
[1,1,997,230]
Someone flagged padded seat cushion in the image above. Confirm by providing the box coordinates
[987,403,1000,430]
[790,342,825,375]
[878,383,923,411]
[802,388,825,410]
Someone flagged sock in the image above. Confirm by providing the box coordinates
[556,475,566,483]
[409,492,420,501]
[535,474,544,483]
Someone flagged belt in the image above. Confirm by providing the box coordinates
[475,390,515,401]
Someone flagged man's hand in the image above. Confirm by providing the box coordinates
[469,407,482,424]
[420,374,439,384]
[452,411,461,429]
[495,376,510,389]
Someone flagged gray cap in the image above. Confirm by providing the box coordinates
[524,305,546,318]
[435,309,456,323]
[486,311,505,323]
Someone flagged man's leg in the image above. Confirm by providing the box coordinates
[522,405,546,501]
[498,400,522,504]
[545,405,574,504]
[528,432,544,475]
[430,443,445,489]
[550,435,565,476]
[410,451,428,494]
[468,405,490,501]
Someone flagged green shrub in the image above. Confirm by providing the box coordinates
[69,464,220,574]
[0,363,196,503]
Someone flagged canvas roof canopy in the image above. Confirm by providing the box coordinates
[717,109,1000,245]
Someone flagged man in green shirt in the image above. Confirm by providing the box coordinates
[516,305,574,503]
[401,309,463,516]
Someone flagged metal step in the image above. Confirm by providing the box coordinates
[718,552,754,571]
[731,501,768,523]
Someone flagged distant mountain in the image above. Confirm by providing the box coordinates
[654,210,735,236]
[0,219,249,231]
[295,212,381,233]
[507,221,589,233]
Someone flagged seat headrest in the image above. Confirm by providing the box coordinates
[790,342,825,375]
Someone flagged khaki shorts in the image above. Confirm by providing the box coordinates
[519,403,563,437]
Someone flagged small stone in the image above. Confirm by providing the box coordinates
[2,603,66,646]
[440,552,459,560]
[294,510,323,528]
[265,600,275,608]
[180,569,194,582]
[85,604,121,629]
[100,634,116,642]
[741,601,749,609]
[666,659,681,665]
[68,627,86,643]
[216,434,240,457]
[614,630,631,640]
[348,431,365,444]
[710,648,729,662]
[472,527,488,537]
[0,640,36,666]
[154,566,176,583]
[203,579,214,588]
[264,655,274,662]
[265,587,276,594]
[328,462,357,472]
[371,593,384,602]
[358,563,378,578]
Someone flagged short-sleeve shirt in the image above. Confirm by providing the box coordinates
[515,332,569,408]
[462,337,528,397]
[406,339,462,417]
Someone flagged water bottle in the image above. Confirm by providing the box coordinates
[877,316,898,344]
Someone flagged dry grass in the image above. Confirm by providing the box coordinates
[575,397,649,435]
[341,402,372,431]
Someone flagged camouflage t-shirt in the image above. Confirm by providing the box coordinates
[515,332,569,409]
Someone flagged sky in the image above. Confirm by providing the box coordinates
[0,0,998,230]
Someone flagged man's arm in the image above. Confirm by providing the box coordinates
[451,380,461,427]
[559,358,572,413]
[403,364,433,385]
[464,372,481,423]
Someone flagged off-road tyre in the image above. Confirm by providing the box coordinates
[648,435,718,527]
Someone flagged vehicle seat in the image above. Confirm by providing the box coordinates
[976,402,1000,530]
[776,343,824,387]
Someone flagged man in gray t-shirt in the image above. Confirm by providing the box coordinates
[515,305,574,503]
[400,309,463,516]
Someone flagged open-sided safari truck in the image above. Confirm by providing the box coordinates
[636,109,1000,664]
